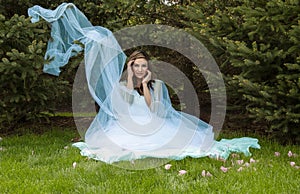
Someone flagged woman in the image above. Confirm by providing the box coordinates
[84,49,216,160]
[28,3,260,165]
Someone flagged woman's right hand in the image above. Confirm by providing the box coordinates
[127,60,134,79]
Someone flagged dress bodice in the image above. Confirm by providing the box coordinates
[128,90,152,125]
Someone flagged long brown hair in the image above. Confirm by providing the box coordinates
[128,50,155,95]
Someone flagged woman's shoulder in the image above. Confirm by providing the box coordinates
[153,79,164,85]
[119,80,127,85]
[153,79,164,84]
[152,79,166,90]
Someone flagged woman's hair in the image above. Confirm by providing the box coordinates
[128,50,150,62]
[128,50,155,95]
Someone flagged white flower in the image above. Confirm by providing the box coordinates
[220,166,228,173]
[164,164,172,170]
[249,158,256,163]
[290,162,296,167]
[178,170,187,175]
[274,152,280,157]
[244,162,250,167]
[202,170,213,177]
[237,167,243,172]
[206,171,213,177]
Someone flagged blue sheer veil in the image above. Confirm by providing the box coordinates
[28,3,126,116]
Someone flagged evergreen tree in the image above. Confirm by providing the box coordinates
[0,14,72,130]
[181,0,300,143]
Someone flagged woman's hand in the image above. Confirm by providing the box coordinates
[127,60,134,79]
[142,70,152,84]
[142,70,152,107]
[126,60,134,90]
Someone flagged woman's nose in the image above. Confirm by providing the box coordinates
[138,66,142,71]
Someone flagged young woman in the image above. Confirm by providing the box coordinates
[87,49,215,157]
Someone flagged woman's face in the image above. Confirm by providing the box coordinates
[132,58,148,79]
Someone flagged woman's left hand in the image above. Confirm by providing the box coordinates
[142,70,152,84]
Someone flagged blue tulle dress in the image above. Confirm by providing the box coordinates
[28,3,260,164]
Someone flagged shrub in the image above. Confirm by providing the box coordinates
[180,0,300,143]
[0,14,70,130]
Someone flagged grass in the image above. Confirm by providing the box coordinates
[0,126,299,194]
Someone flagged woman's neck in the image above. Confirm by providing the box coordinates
[136,78,142,87]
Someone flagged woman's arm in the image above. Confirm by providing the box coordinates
[127,60,134,90]
[127,76,134,90]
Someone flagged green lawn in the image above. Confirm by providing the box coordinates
[0,127,299,193]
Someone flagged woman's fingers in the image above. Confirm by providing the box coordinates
[127,60,134,78]
[147,70,151,79]
[142,70,152,83]
[145,70,151,77]
[126,61,131,69]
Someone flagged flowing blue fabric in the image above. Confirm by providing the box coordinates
[28,3,260,164]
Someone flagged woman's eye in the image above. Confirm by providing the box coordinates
[133,64,147,68]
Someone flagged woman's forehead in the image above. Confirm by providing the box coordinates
[134,58,148,64]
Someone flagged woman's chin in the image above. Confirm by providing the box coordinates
[135,75,145,79]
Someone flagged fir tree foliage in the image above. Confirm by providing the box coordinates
[181,0,300,142]
[0,14,70,129]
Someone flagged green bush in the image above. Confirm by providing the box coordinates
[181,0,300,143]
[0,14,71,130]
